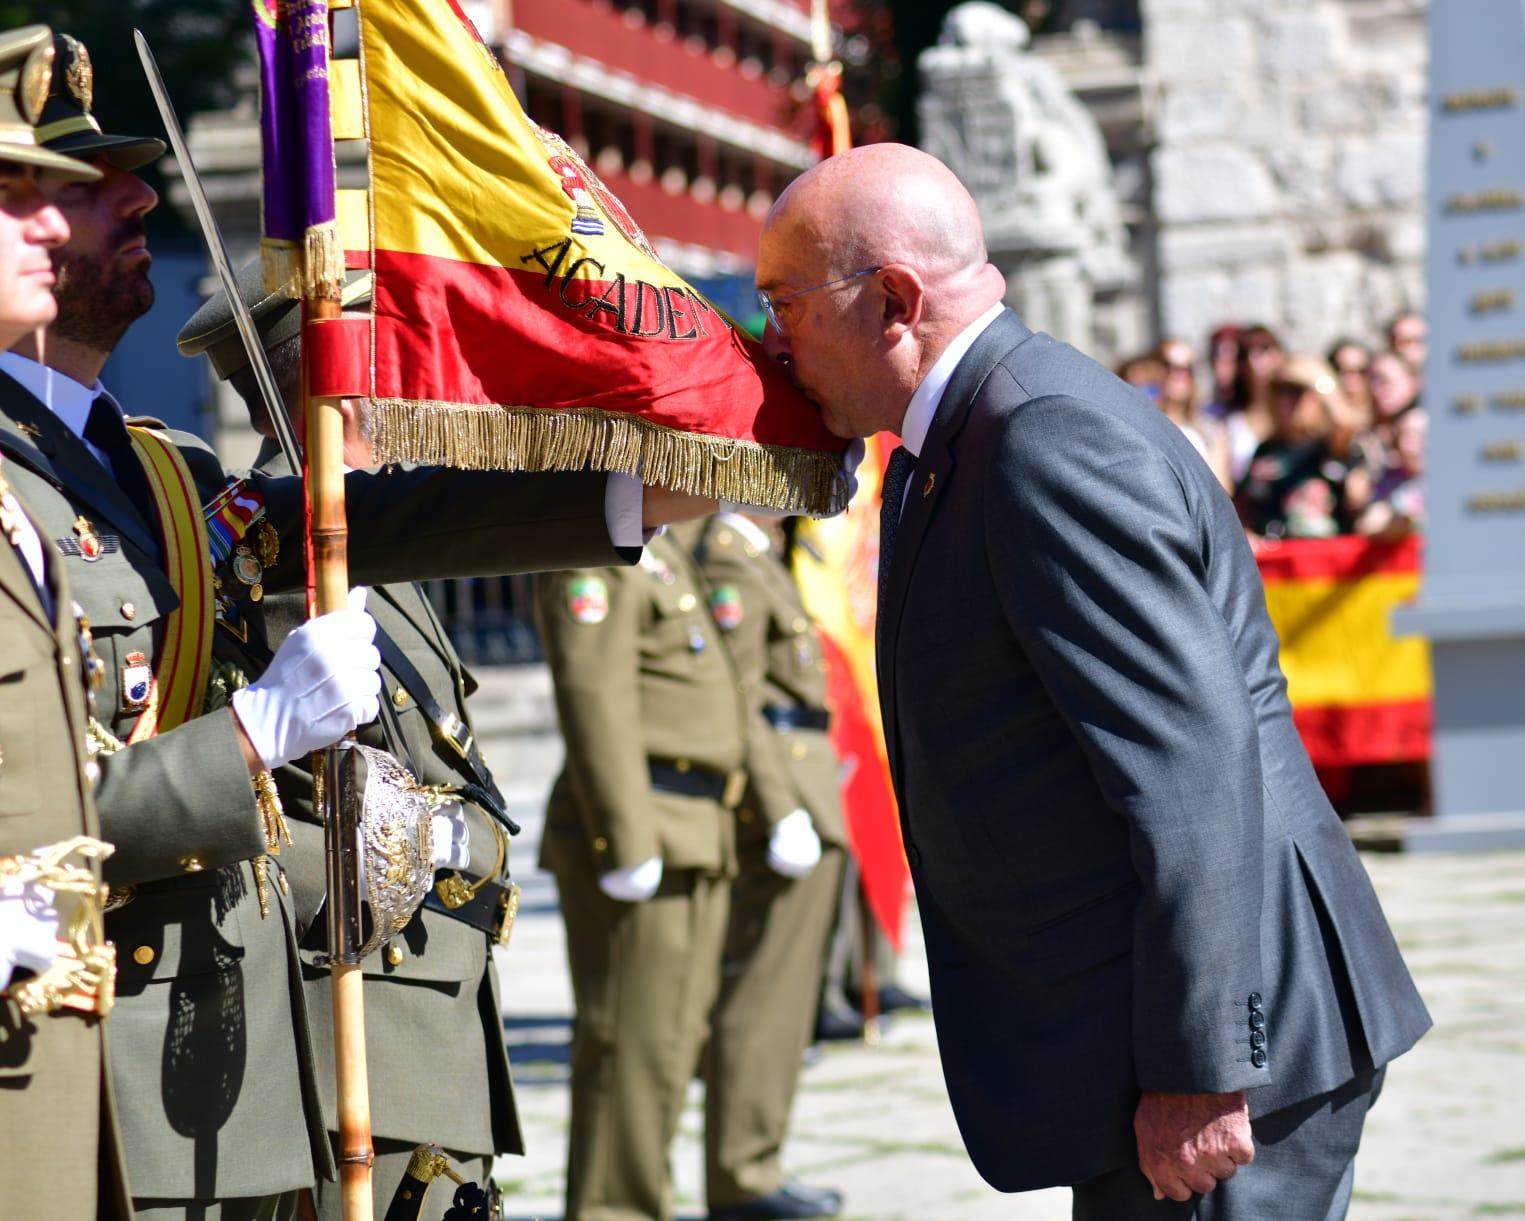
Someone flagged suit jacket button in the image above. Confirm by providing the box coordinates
[1248,992,1263,1010]
[1250,1049,1267,1069]
[1250,1030,1266,1049]
[1249,1010,1266,1031]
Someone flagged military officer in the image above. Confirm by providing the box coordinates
[688,512,846,1221]
[533,532,747,1221]
[7,39,657,1220]
[0,27,132,1218]
[177,261,527,1221]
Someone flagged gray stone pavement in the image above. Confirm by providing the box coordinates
[467,672,1525,1220]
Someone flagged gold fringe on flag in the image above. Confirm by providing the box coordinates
[366,401,851,517]
[261,221,345,300]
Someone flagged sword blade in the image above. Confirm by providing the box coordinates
[132,29,303,471]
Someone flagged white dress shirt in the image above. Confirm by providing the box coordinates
[0,351,121,470]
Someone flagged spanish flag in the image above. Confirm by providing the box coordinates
[281,0,848,516]
[1257,535,1432,767]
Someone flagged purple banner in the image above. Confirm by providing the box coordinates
[253,0,340,295]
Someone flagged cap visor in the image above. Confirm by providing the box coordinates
[0,141,101,182]
[43,132,166,173]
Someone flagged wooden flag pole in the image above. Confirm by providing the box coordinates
[307,293,375,1221]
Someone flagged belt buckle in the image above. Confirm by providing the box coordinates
[437,714,475,761]
[494,883,521,947]
[722,769,747,810]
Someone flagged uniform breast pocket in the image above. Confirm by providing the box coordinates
[110,878,250,997]
[0,608,59,818]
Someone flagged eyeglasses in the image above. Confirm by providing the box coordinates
[756,266,882,336]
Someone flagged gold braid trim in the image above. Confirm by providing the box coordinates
[366,401,851,518]
[87,717,125,758]
[1,837,116,1019]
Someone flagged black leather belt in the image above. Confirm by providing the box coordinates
[763,704,831,733]
[648,758,747,808]
[422,871,521,946]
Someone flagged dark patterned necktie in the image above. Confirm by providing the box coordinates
[83,394,156,530]
[877,444,917,615]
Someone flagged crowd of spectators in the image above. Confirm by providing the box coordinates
[1116,311,1427,544]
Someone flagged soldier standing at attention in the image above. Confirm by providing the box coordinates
[0,26,130,1218]
[533,532,746,1221]
[178,262,527,1221]
[688,512,848,1221]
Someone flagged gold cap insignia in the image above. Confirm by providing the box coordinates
[63,36,92,113]
[19,41,52,124]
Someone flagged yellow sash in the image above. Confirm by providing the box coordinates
[124,426,216,743]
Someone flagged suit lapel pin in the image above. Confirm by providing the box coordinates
[923,472,936,498]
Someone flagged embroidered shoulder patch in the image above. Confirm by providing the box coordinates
[708,584,743,630]
[567,576,609,624]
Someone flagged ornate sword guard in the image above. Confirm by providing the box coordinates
[383,1144,501,1221]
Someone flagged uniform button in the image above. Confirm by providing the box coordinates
[738,808,755,824]
[392,688,410,708]
[1250,1030,1266,1049]
[60,655,71,667]
[593,836,608,852]
[132,945,155,966]
[1250,1048,1268,1069]
[1249,1010,1266,1031]
[791,617,807,634]
[737,680,749,694]
[678,593,697,612]
[1248,992,1263,1010]
[179,855,205,873]
[674,759,691,773]
[386,944,405,966]
[120,601,137,621]
[790,742,808,761]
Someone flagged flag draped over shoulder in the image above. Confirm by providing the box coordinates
[252,0,343,299]
[314,0,848,515]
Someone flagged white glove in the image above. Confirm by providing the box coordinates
[430,800,471,872]
[767,808,822,878]
[231,589,382,770]
[598,855,663,903]
[0,879,61,990]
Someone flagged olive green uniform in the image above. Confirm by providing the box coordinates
[0,371,624,1217]
[253,442,520,1221]
[0,474,133,1220]
[534,530,746,1221]
[688,516,848,1209]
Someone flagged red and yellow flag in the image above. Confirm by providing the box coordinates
[313,0,848,515]
[1257,536,1432,767]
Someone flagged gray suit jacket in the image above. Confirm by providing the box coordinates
[877,310,1430,1192]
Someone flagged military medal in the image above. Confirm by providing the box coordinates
[688,627,707,653]
[567,575,609,624]
[120,651,152,713]
[708,584,743,630]
[231,544,264,601]
[73,516,104,561]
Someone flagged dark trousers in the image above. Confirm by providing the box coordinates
[1073,1068,1385,1221]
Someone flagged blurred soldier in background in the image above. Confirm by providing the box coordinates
[687,511,846,1221]
[534,533,745,1221]
[0,25,130,1218]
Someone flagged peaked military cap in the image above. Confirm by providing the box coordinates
[37,33,165,171]
[0,27,99,182]
[177,256,373,380]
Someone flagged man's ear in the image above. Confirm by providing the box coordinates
[878,265,925,339]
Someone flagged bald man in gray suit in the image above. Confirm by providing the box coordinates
[752,144,1431,1220]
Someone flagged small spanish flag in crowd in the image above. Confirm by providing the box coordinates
[1257,535,1432,767]
[257,0,849,516]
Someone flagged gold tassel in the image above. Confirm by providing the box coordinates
[366,401,851,518]
[252,855,271,919]
[254,770,291,855]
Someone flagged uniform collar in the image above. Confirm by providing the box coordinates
[898,301,1005,458]
[0,351,120,460]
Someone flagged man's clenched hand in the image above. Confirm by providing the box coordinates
[1134,1090,1254,1202]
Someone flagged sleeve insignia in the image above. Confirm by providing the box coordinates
[567,575,609,624]
[708,584,743,630]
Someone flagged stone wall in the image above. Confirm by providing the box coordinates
[1143,0,1428,356]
